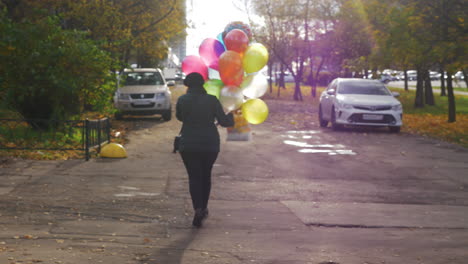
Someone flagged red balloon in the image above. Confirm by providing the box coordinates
[218,51,244,86]
[181,55,208,80]
[224,29,249,54]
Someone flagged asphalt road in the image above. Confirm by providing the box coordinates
[1,90,468,264]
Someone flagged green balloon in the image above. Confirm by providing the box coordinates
[204,79,224,99]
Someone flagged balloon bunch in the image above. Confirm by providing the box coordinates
[182,21,269,125]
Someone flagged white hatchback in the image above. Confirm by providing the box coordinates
[319,78,403,132]
[114,68,172,120]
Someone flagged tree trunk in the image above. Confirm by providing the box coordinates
[414,68,424,107]
[446,72,456,122]
[423,69,435,105]
[403,69,408,91]
[311,57,325,98]
[293,83,303,101]
[439,67,446,96]
[268,61,274,94]
[462,69,468,89]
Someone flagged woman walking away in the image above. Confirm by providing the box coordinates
[176,72,234,228]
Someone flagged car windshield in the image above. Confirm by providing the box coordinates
[338,81,391,95]
[123,72,164,85]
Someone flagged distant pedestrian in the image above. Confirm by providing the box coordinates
[176,72,234,227]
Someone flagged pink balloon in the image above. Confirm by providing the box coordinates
[182,55,208,80]
[199,38,225,70]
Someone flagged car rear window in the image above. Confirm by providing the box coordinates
[123,72,164,85]
[338,81,391,95]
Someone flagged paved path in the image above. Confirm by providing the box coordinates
[1,95,468,264]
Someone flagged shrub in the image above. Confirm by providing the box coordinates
[0,12,114,128]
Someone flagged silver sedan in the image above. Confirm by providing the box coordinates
[319,78,403,133]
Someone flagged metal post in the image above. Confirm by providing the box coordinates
[97,119,102,154]
[106,118,111,143]
[85,119,90,161]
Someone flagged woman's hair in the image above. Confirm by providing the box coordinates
[184,72,205,86]
[184,72,206,94]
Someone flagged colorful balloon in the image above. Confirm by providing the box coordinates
[242,43,269,74]
[240,74,254,90]
[224,29,249,54]
[242,98,269,125]
[208,68,221,80]
[204,79,224,99]
[223,21,252,40]
[219,86,244,112]
[216,32,226,48]
[182,55,208,80]
[218,50,244,86]
[242,73,268,99]
[199,38,225,70]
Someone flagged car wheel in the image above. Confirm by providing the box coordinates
[331,107,342,131]
[318,105,328,127]
[389,126,401,133]
[162,110,172,121]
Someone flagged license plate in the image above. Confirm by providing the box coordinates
[133,100,151,105]
[362,114,383,120]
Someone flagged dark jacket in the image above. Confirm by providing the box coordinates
[176,90,234,152]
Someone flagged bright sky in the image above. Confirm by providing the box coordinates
[186,0,250,55]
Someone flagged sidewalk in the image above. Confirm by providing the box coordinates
[1,106,468,264]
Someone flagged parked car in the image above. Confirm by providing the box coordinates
[319,78,403,133]
[454,71,465,81]
[269,72,296,83]
[430,71,441,80]
[406,70,417,81]
[113,68,172,120]
[379,74,395,83]
[395,70,417,81]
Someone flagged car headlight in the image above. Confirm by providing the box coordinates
[337,101,353,109]
[118,93,130,100]
[392,104,403,111]
[156,93,166,99]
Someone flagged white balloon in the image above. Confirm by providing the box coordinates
[242,73,268,99]
[208,68,221,80]
[219,86,244,112]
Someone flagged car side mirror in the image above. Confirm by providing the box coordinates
[392,92,400,97]
[327,89,335,95]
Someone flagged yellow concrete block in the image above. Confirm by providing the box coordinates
[100,143,127,158]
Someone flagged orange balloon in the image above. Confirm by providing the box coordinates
[218,50,244,86]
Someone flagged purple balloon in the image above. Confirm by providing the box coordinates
[217,32,226,47]
[199,38,225,71]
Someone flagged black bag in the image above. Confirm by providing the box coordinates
[173,135,181,153]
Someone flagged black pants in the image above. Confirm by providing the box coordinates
[180,152,219,210]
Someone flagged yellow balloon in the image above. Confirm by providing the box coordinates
[242,43,269,74]
[241,99,269,125]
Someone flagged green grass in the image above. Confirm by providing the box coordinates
[388,87,468,115]
[427,85,467,93]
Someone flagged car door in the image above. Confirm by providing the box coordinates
[320,80,337,120]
